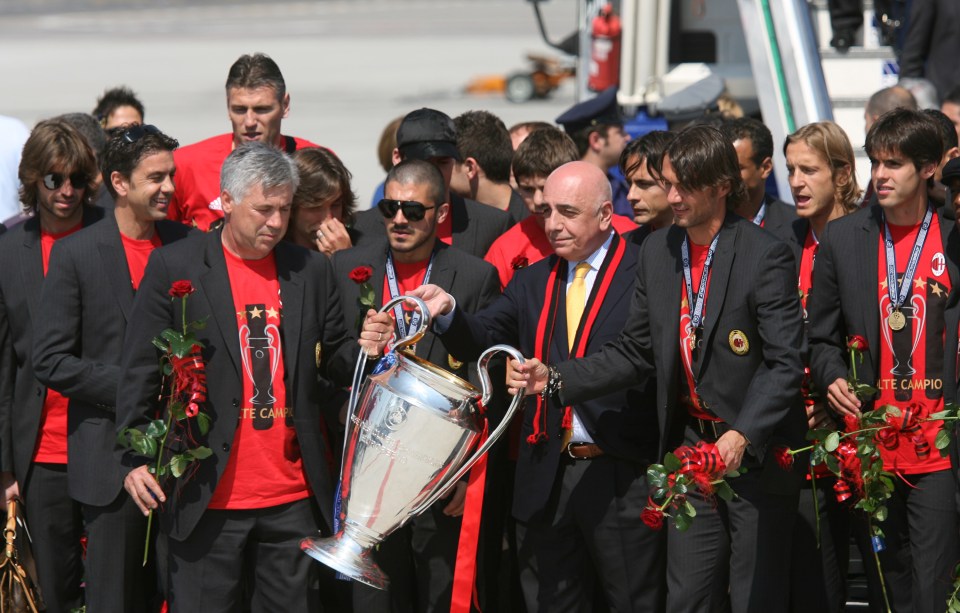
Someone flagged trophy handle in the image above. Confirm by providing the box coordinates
[409,344,526,515]
[345,295,432,458]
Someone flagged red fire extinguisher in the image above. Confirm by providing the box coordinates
[589,3,621,92]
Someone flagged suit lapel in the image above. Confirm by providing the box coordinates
[657,229,684,384]
[198,232,241,374]
[417,245,451,360]
[98,214,135,322]
[699,215,738,372]
[276,244,304,389]
[938,208,960,290]
[859,209,882,373]
[19,218,44,321]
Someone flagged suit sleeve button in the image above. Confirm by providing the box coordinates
[222,443,230,452]
[232,399,239,407]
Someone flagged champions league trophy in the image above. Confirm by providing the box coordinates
[301,296,525,589]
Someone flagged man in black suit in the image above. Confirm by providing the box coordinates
[510,126,806,612]
[352,108,512,259]
[32,125,191,612]
[374,161,663,611]
[118,142,361,612]
[808,108,960,612]
[620,130,676,245]
[335,159,500,612]
[0,118,105,613]
[721,118,801,244]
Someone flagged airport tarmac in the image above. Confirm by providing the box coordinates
[0,0,580,207]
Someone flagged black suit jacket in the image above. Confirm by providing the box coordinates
[352,194,512,259]
[0,207,105,489]
[762,196,806,264]
[556,214,806,460]
[331,241,500,382]
[899,0,960,99]
[437,235,659,520]
[32,214,191,506]
[808,205,960,408]
[115,231,357,541]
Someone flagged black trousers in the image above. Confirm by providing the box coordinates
[352,497,462,613]
[666,427,800,613]
[21,462,84,613]
[788,477,850,613]
[167,498,323,613]
[516,454,665,613]
[83,490,162,613]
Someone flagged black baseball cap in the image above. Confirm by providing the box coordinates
[396,108,461,161]
[943,157,960,187]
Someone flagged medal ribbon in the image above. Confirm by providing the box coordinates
[883,206,933,312]
[752,202,767,226]
[385,249,435,338]
[682,232,721,331]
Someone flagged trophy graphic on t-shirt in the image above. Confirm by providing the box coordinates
[240,303,281,430]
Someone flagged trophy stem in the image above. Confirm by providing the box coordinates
[300,523,389,590]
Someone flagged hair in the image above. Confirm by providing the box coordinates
[620,130,676,179]
[292,147,357,224]
[944,85,960,106]
[221,142,299,204]
[57,112,107,160]
[512,127,579,182]
[865,86,918,119]
[92,86,145,125]
[567,123,618,158]
[225,53,286,100]
[922,109,959,151]
[663,125,748,210]
[377,116,403,173]
[18,118,99,213]
[100,125,179,199]
[865,107,943,170]
[454,110,513,183]
[784,121,862,213]
[508,121,553,139]
[385,159,446,207]
[720,117,774,165]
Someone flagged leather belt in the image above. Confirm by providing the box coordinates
[688,415,725,442]
[564,442,604,460]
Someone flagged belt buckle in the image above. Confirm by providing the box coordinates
[566,441,585,459]
[697,419,719,440]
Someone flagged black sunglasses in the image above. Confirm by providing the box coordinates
[377,199,435,222]
[122,124,160,143]
[42,171,88,191]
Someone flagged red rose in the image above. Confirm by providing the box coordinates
[349,266,373,284]
[843,414,860,433]
[511,255,529,270]
[169,280,195,298]
[640,506,664,531]
[846,335,868,352]
[773,446,794,471]
[184,402,199,418]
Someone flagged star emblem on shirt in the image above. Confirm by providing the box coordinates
[249,306,263,319]
[266,307,280,319]
[913,277,926,290]
[931,281,944,297]
[880,279,888,290]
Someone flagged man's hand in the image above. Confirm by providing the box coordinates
[406,284,455,318]
[442,482,468,517]
[359,310,393,358]
[315,218,353,258]
[805,401,834,430]
[715,430,749,473]
[508,357,548,396]
[1,471,18,504]
[124,465,166,516]
[825,377,862,418]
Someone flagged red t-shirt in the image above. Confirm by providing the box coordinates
[120,233,162,290]
[169,134,319,231]
[208,247,310,509]
[679,241,718,421]
[873,216,951,474]
[484,215,637,290]
[33,224,83,463]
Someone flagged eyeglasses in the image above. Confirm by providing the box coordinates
[122,124,160,144]
[41,172,88,191]
[377,199,435,222]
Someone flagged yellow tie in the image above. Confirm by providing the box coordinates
[567,262,591,351]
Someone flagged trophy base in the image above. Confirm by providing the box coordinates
[300,534,389,590]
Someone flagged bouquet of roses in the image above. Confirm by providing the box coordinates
[117,280,212,564]
[641,441,738,531]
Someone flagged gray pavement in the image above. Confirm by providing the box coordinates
[0,0,579,206]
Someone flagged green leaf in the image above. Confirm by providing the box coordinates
[806,428,832,442]
[683,500,697,517]
[715,481,735,501]
[674,512,691,532]
[663,453,681,473]
[195,412,212,436]
[929,410,952,421]
[145,419,167,439]
[188,446,213,460]
[883,405,901,418]
[824,432,840,453]
[169,454,191,478]
[875,506,887,522]
[936,429,952,450]
[151,337,169,352]
[824,454,840,475]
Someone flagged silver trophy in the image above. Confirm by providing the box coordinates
[301,296,525,589]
